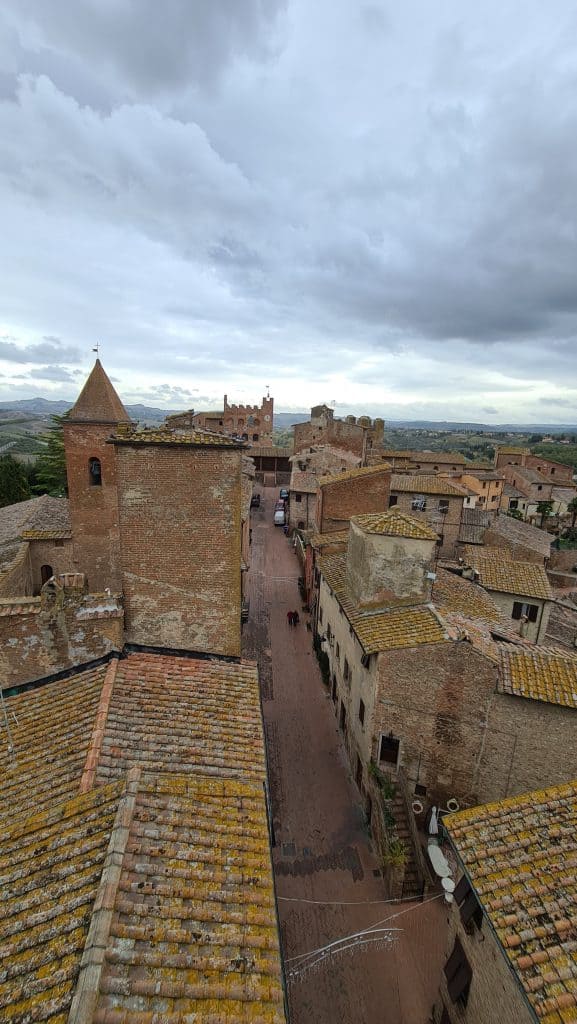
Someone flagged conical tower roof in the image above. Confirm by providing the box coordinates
[68,359,132,423]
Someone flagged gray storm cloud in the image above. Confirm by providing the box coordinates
[0,0,576,423]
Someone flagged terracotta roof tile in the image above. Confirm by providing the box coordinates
[390,474,468,497]
[309,529,349,550]
[499,648,577,709]
[95,773,285,1022]
[320,552,448,654]
[488,514,552,558]
[0,664,110,832]
[380,449,467,464]
[433,568,504,624]
[95,654,266,785]
[0,780,125,1024]
[69,359,132,423]
[111,425,244,448]
[445,781,577,1024]
[0,495,70,548]
[352,510,439,541]
[318,463,391,486]
[464,552,553,601]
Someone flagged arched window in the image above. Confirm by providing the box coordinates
[89,457,102,486]
[41,564,53,585]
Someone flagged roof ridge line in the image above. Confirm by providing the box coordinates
[68,766,141,1024]
[79,657,120,794]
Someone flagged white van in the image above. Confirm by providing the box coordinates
[274,508,286,526]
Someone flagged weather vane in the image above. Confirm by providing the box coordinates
[92,341,99,355]
[266,384,270,398]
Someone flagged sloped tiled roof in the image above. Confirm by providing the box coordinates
[460,544,512,564]
[0,778,125,1023]
[0,663,109,831]
[318,463,391,487]
[68,359,132,423]
[352,510,439,541]
[433,568,504,625]
[94,772,284,1022]
[458,507,492,544]
[496,445,528,455]
[390,474,469,497]
[0,494,70,548]
[488,514,552,558]
[464,553,553,601]
[0,652,286,1023]
[445,781,577,1024]
[309,529,349,551]
[95,653,267,784]
[499,648,577,709]
[112,425,245,448]
[320,551,448,654]
[379,449,467,464]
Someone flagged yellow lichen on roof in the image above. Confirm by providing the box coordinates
[352,510,439,541]
[96,653,267,785]
[96,772,286,1022]
[0,664,110,831]
[499,648,577,709]
[445,780,577,1024]
[433,568,504,624]
[390,474,469,496]
[496,446,528,455]
[0,779,124,1024]
[320,551,447,654]
[318,463,391,486]
[464,552,552,600]
[112,425,244,447]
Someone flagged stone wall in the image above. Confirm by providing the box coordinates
[294,408,384,458]
[28,538,75,593]
[115,443,242,657]
[0,542,32,598]
[477,691,577,802]
[0,575,123,687]
[435,895,531,1024]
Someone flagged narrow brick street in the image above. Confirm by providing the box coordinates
[243,487,447,1024]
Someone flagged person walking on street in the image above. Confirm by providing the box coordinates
[287,610,294,628]
[293,610,300,627]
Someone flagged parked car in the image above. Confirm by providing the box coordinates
[250,493,261,508]
[274,508,286,526]
[279,488,289,500]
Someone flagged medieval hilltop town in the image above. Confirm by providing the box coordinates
[1,359,577,1024]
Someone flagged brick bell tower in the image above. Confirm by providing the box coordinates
[63,359,132,592]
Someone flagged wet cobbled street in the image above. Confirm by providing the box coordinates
[243,488,447,1024]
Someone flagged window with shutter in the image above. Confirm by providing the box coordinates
[444,937,472,1007]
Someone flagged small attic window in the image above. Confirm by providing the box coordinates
[89,456,102,486]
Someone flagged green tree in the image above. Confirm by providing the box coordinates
[506,509,524,520]
[0,454,31,507]
[33,414,68,496]
[536,500,554,529]
[568,496,577,531]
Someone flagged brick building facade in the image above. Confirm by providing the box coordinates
[294,404,385,459]
[316,515,576,819]
[170,393,274,445]
[63,359,132,592]
[315,464,391,534]
[112,430,243,656]
[496,445,575,485]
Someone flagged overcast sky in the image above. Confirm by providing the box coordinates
[1,1,577,423]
